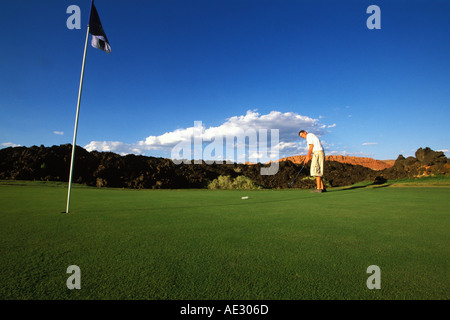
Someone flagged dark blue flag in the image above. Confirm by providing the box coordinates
[89,3,111,53]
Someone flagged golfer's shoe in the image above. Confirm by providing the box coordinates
[310,188,323,193]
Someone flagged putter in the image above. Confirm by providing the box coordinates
[288,164,305,186]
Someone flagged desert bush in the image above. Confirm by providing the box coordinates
[232,175,259,189]
[208,175,232,189]
[208,175,261,190]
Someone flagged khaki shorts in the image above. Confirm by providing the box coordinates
[310,151,325,177]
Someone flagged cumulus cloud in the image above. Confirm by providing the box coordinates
[84,110,331,161]
[84,141,144,156]
[53,131,64,135]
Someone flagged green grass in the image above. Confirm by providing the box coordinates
[387,174,450,186]
[0,180,449,300]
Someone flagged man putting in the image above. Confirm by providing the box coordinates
[299,130,326,193]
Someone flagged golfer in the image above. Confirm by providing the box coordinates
[299,130,326,193]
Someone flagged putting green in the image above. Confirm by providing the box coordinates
[0,180,448,299]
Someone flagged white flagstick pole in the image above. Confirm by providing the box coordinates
[66,25,90,213]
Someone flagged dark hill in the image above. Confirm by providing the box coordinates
[0,145,447,189]
[371,147,449,181]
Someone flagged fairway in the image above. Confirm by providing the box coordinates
[0,181,448,300]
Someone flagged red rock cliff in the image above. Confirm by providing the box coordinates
[278,155,395,171]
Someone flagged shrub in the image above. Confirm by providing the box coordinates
[232,175,258,189]
[207,175,261,190]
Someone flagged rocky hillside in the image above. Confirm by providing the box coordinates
[278,155,394,170]
[0,144,374,189]
[372,147,449,180]
[0,145,447,189]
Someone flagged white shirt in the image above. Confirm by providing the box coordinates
[306,133,323,152]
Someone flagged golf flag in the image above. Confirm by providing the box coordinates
[89,3,111,53]
[66,1,111,213]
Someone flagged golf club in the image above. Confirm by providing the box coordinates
[288,164,305,186]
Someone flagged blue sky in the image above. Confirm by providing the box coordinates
[1,0,449,161]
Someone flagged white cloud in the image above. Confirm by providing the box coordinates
[53,131,64,135]
[277,141,299,151]
[84,110,326,161]
[85,141,143,156]
[327,123,336,128]
[362,142,378,146]
[1,142,21,148]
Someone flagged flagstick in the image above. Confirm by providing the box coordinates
[66,25,90,213]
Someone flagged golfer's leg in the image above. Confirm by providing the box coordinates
[318,152,325,190]
[316,176,321,190]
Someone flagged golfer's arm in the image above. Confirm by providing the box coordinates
[305,144,314,162]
